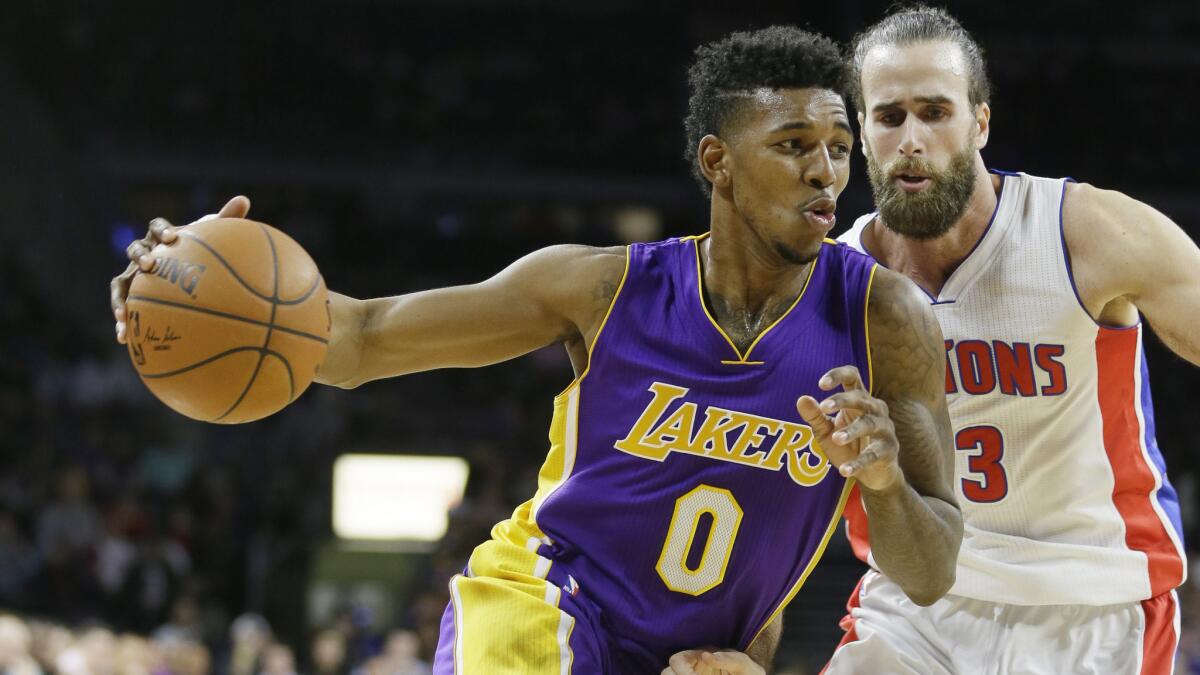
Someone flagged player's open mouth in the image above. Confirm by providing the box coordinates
[804,209,835,226]
[801,198,837,231]
[894,174,932,192]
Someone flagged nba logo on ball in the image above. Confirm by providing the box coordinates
[125,218,330,424]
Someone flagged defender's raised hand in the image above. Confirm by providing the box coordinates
[110,195,251,343]
[796,365,903,492]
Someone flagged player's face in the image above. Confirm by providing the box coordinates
[725,88,853,264]
[858,40,987,239]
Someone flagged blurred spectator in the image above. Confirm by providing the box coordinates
[372,630,430,675]
[0,510,40,607]
[28,621,72,672]
[116,633,158,675]
[228,613,272,675]
[95,494,143,613]
[310,628,347,675]
[259,643,297,675]
[36,466,102,561]
[0,615,42,675]
[153,595,204,645]
[159,636,211,675]
[55,626,116,675]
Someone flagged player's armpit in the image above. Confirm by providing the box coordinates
[860,266,962,605]
[744,614,781,671]
[316,244,627,388]
[1062,183,1200,365]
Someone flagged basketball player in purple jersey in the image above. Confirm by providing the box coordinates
[112,28,963,674]
[822,7,1200,674]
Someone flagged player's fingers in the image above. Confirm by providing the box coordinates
[125,239,160,272]
[831,414,890,446]
[216,195,251,219]
[110,263,136,313]
[668,651,703,675]
[148,217,178,244]
[703,651,763,674]
[818,365,864,392]
[817,390,886,417]
[841,438,898,476]
[833,407,862,431]
[111,263,139,344]
[796,395,835,438]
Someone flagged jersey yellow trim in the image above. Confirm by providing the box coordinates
[746,478,854,647]
[690,234,820,363]
[526,248,631,543]
[864,264,879,395]
[552,246,632,401]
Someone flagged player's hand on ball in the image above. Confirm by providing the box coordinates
[661,649,765,675]
[796,365,903,492]
[110,195,251,343]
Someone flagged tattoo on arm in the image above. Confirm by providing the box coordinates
[869,271,955,495]
[566,247,626,351]
[859,267,962,604]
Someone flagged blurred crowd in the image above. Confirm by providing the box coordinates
[0,610,430,675]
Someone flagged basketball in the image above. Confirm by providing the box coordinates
[124,217,330,424]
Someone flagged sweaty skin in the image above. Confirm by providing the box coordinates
[110,87,962,671]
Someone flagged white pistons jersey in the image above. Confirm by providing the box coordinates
[839,171,1186,605]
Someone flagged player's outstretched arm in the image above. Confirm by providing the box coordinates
[318,244,626,388]
[1063,183,1200,364]
[798,267,961,606]
[109,200,627,388]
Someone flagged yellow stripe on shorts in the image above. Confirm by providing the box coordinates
[449,539,576,674]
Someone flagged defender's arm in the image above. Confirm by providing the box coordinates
[1063,183,1200,364]
[320,245,626,388]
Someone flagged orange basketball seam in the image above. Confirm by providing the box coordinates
[180,230,277,302]
[262,351,295,401]
[140,346,285,379]
[275,274,323,306]
[214,224,285,422]
[125,295,329,344]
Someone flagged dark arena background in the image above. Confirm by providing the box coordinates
[1,1,1198,673]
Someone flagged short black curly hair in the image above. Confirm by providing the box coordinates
[684,26,847,197]
[850,5,992,113]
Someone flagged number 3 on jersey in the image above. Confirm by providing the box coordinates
[656,485,743,596]
[956,425,1008,503]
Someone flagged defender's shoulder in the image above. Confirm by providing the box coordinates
[1061,182,1170,260]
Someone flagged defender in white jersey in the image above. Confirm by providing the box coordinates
[824,7,1200,675]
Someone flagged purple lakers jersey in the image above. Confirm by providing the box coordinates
[481,234,877,671]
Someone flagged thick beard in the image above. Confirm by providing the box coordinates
[866,140,978,240]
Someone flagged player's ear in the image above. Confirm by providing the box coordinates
[857,111,868,158]
[974,102,991,150]
[698,135,731,190]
